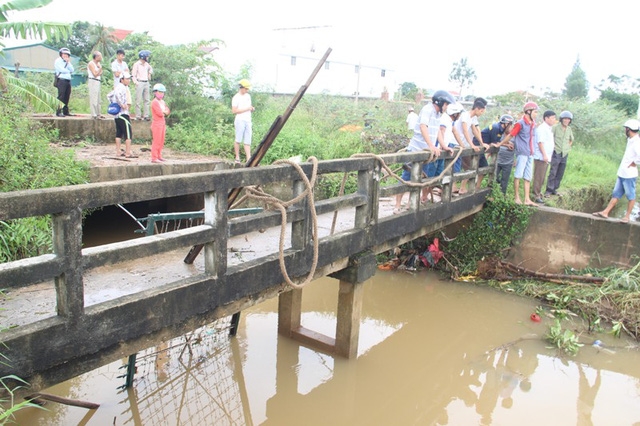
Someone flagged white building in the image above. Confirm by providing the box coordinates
[222,26,397,99]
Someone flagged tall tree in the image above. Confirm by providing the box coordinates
[49,21,118,62]
[0,0,71,111]
[563,57,588,99]
[448,57,476,98]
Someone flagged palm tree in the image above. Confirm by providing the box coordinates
[89,22,117,59]
[0,0,71,112]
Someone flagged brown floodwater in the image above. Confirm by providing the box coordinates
[13,270,640,425]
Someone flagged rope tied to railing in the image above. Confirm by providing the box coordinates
[240,156,320,290]
[351,146,463,188]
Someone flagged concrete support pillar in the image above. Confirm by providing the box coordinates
[278,288,302,337]
[335,279,363,358]
[277,251,375,359]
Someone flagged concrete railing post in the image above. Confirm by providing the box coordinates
[52,207,84,318]
[203,190,228,277]
[355,160,378,228]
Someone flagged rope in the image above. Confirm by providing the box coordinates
[241,157,320,290]
[351,146,463,189]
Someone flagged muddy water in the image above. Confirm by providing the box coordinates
[13,271,640,425]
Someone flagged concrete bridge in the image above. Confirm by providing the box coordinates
[0,149,492,392]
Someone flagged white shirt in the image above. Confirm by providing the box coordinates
[232,92,252,122]
[454,111,472,148]
[440,114,457,146]
[534,122,554,162]
[406,111,418,130]
[618,134,640,179]
[408,103,441,151]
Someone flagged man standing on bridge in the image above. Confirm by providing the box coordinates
[593,119,640,224]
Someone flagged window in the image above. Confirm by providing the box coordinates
[381,69,386,77]
[291,56,297,66]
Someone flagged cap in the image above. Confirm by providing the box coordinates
[120,72,132,80]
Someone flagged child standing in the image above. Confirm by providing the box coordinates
[151,83,170,163]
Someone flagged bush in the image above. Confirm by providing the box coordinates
[445,186,532,274]
[0,100,89,261]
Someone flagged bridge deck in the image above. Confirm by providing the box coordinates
[0,150,490,391]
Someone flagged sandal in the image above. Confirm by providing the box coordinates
[125,154,138,158]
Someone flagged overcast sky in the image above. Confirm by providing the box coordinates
[8,0,640,97]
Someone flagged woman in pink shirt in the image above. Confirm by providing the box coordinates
[150,84,170,163]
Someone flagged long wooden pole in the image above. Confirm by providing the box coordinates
[184,48,332,264]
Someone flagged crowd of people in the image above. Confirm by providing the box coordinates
[52,47,256,167]
[54,47,169,163]
[400,92,640,223]
[52,47,638,213]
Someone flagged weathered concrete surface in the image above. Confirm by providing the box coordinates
[32,115,151,143]
[506,206,639,272]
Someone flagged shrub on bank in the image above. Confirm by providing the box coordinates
[0,100,89,261]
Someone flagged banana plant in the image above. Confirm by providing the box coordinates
[0,0,71,111]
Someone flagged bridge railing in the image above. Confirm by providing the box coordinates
[0,148,491,388]
[0,148,493,292]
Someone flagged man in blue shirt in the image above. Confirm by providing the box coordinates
[54,47,74,117]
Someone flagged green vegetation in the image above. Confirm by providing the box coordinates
[546,320,583,356]
[445,186,533,275]
[0,101,89,262]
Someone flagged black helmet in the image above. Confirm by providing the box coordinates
[432,90,456,109]
[499,114,514,125]
[139,50,151,60]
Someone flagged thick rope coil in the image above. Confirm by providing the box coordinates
[241,157,320,290]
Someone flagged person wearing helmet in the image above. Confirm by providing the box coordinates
[394,90,455,211]
[480,113,515,195]
[532,110,557,203]
[150,84,170,163]
[406,106,418,132]
[111,49,129,88]
[499,101,540,206]
[54,47,75,117]
[545,110,575,197]
[593,119,640,223]
[232,79,255,164]
[131,50,153,120]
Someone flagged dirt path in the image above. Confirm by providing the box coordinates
[54,142,225,168]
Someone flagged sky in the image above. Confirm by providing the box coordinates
[7,0,640,98]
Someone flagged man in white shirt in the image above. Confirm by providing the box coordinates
[593,119,640,224]
[111,49,129,88]
[532,110,556,203]
[406,107,418,132]
[131,50,153,120]
[232,79,255,164]
[87,51,103,119]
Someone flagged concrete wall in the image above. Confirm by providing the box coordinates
[506,207,639,272]
[32,117,151,143]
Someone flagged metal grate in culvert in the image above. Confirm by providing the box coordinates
[117,316,251,426]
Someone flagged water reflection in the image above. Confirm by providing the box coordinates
[13,271,640,425]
